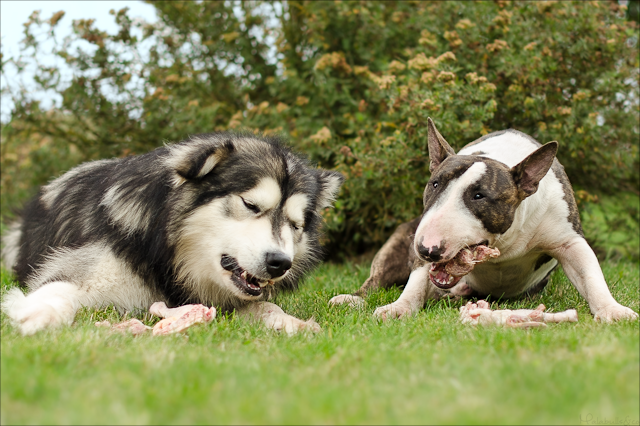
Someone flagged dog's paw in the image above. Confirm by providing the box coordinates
[270,314,321,335]
[328,294,365,307]
[373,302,413,321]
[2,289,74,335]
[594,304,639,323]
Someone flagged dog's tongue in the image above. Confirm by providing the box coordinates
[430,245,500,289]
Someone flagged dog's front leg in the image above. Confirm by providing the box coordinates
[373,265,436,320]
[236,302,321,335]
[550,238,638,322]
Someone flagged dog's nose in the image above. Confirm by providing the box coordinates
[265,252,292,278]
[417,243,442,262]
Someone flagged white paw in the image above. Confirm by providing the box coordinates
[2,288,76,335]
[594,304,639,323]
[373,302,413,321]
[328,294,365,307]
[270,315,321,335]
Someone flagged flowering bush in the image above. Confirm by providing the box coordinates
[2,1,638,256]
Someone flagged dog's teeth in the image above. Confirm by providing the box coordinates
[258,279,275,288]
[447,276,454,284]
[241,271,248,279]
[429,269,437,276]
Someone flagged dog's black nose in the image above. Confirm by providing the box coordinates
[417,243,442,262]
[265,252,292,278]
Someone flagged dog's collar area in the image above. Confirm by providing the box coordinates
[221,255,273,296]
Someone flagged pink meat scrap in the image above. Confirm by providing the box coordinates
[459,300,578,328]
[95,318,152,335]
[430,245,500,289]
[95,302,216,336]
[150,302,216,336]
[445,246,501,277]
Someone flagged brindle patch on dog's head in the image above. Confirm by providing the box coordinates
[424,119,558,237]
[424,155,522,234]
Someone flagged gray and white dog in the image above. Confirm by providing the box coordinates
[2,132,344,335]
[331,119,638,323]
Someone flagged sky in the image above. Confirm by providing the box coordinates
[0,0,158,121]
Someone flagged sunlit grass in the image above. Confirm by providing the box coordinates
[1,261,638,425]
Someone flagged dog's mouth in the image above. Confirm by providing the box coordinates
[220,255,274,297]
[429,242,500,289]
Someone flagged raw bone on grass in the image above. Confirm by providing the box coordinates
[445,246,501,277]
[94,303,216,336]
[459,300,578,328]
[95,318,152,335]
[150,302,216,336]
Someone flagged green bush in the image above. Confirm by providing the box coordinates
[2,1,638,258]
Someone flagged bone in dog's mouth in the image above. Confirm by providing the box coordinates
[220,255,274,296]
[429,243,500,289]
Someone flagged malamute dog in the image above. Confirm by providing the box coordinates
[2,133,343,335]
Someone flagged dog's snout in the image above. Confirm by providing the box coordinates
[265,252,292,278]
[417,243,442,262]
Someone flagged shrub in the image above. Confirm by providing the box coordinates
[2,1,638,257]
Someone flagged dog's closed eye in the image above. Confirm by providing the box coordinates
[241,198,261,213]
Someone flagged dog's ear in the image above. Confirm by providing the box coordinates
[510,141,558,199]
[166,138,235,186]
[316,170,345,211]
[427,117,456,172]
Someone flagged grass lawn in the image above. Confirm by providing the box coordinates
[1,260,638,425]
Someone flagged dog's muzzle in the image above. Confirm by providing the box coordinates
[416,242,444,262]
[221,255,274,296]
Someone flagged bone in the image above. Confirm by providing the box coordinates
[95,318,152,335]
[95,302,216,336]
[150,302,216,336]
[459,300,578,328]
[445,246,501,277]
[150,302,198,319]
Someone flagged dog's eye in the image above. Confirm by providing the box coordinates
[432,181,439,189]
[241,198,260,213]
[291,222,302,231]
[473,193,484,200]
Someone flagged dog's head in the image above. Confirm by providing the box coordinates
[414,119,557,286]
[166,133,343,304]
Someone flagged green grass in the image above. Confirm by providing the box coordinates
[1,261,638,425]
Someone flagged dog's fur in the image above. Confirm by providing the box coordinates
[2,132,344,335]
[330,119,638,323]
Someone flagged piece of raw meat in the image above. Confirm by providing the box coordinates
[445,246,501,277]
[459,300,578,328]
[95,318,152,335]
[150,302,216,336]
[430,245,501,288]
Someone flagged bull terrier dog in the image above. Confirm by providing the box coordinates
[330,118,638,323]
